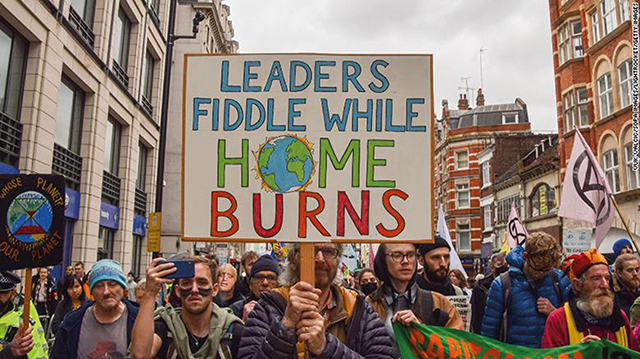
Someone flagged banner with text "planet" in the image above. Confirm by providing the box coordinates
[182,54,434,242]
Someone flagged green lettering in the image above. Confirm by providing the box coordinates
[217,139,249,188]
[366,139,395,188]
[319,138,360,188]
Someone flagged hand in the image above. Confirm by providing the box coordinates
[242,300,258,322]
[392,309,419,325]
[282,281,320,329]
[537,298,556,316]
[145,258,177,297]
[580,334,601,343]
[296,311,326,355]
[10,323,33,357]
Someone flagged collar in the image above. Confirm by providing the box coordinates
[320,287,336,314]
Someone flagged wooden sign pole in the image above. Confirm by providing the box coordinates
[299,243,315,285]
[611,195,640,253]
[22,268,32,328]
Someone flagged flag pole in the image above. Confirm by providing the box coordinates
[610,194,640,252]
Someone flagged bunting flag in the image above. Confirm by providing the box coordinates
[393,322,638,359]
[436,205,467,278]
[558,129,614,248]
[507,202,528,248]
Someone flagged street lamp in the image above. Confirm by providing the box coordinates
[153,3,205,258]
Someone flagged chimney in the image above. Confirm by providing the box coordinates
[476,88,485,107]
[458,94,469,110]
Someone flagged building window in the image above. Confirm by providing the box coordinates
[483,205,492,230]
[98,227,115,260]
[457,223,471,251]
[104,117,122,175]
[456,150,469,169]
[112,8,131,86]
[141,51,154,114]
[576,88,589,127]
[624,143,639,190]
[603,149,620,193]
[481,161,491,187]
[564,87,589,131]
[598,73,613,118]
[530,184,556,217]
[620,0,629,21]
[137,143,148,190]
[502,113,518,124]
[497,196,520,224]
[0,21,28,121]
[132,235,143,277]
[55,76,85,154]
[602,0,618,36]
[591,12,601,43]
[618,59,632,108]
[457,183,470,208]
[69,0,95,27]
[563,91,575,131]
[558,20,583,64]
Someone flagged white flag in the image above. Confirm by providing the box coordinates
[343,244,358,272]
[437,205,467,278]
[558,129,614,248]
[507,202,528,248]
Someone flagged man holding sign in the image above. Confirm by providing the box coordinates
[238,243,392,359]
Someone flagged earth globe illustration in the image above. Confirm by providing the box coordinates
[7,191,53,243]
[256,135,315,193]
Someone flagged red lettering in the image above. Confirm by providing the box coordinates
[211,191,239,237]
[336,191,369,236]
[447,337,462,358]
[298,192,330,237]
[253,193,283,238]
[425,333,444,359]
[375,189,408,237]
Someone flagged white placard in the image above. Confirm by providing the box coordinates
[562,228,593,256]
[447,295,471,331]
[182,54,434,242]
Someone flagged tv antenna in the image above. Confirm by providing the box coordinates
[459,77,477,103]
[480,47,488,90]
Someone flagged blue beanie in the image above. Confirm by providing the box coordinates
[613,239,633,257]
[89,259,127,292]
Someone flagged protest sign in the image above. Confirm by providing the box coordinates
[562,227,592,256]
[182,54,434,243]
[446,295,471,331]
[393,322,639,359]
[0,175,65,270]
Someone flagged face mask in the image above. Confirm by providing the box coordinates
[495,264,508,275]
[361,282,378,296]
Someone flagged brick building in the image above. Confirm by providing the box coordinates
[435,91,537,270]
[548,0,640,248]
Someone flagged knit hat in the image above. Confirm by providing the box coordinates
[613,238,633,257]
[89,259,127,292]
[250,255,279,278]
[0,271,20,292]
[564,248,608,280]
[417,235,450,255]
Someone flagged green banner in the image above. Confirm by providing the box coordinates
[392,322,640,358]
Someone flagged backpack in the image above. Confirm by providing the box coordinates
[415,288,450,327]
[498,271,561,342]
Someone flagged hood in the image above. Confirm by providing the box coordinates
[506,246,525,274]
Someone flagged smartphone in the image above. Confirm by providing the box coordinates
[158,259,195,279]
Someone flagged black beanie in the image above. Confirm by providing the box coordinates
[417,235,450,255]
[250,255,280,278]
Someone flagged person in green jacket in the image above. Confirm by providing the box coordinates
[0,270,48,359]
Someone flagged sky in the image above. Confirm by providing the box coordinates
[225,0,559,132]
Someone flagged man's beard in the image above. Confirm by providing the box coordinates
[425,266,448,284]
[576,288,615,318]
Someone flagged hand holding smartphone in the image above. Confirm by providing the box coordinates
[157,259,195,279]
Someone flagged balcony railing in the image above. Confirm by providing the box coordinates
[135,188,147,214]
[0,112,23,169]
[112,60,129,88]
[102,170,121,204]
[68,7,95,47]
[148,6,160,28]
[52,144,82,189]
[141,95,153,116]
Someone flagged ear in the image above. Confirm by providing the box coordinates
[211,283,220,298]
[417,255,425,266]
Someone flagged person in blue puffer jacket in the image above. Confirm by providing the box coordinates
[481,232,571,348]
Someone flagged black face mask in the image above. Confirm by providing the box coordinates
[494,264,508,275]
[361,282,378,296]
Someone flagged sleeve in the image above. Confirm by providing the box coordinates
[469,285,486,334]
[312,301,392,359]
[558,272,572,304]
[541,308,568,348]
[237,301,296,359]
[434,294,464,330]
[152,318,169,359]
[630,296,640,327]
[622,311,640,351]
[480,276,504,340]
[50,304,65,336]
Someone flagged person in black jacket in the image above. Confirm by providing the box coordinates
[236,251,258,298]
[416,236,464,296]
[470,252,507,333]
[230,255,279,322]
[31,267,57,319]
[50,274,88,335]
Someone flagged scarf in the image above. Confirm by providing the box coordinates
[154,303,241,359]
[416,274,457,296]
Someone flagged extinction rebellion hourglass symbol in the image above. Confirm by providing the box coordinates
[7,191,53,244]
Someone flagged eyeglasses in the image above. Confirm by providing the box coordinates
[251,274,277,283]
[315,247,339,260]
[386,251,417,263]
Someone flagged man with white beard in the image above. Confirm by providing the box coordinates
[542,249,639,350]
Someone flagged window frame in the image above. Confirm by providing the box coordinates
[502,112,518,124]
[55,76,85,155]
[483,205,492,230]
[0,20,28,121]
[455,150,469,170]
[136,143,148,190]
[529,183,556,218]
[456,183,470,209]
[481,161,491,187]
[624,142,639,190]
[603,149,621,193]
[563,90,575,131]
[597,73,614,119]
[591,11,601,44]
[618,59,632,109]
[142,51,154,102]
[114,8,132,69]
[457,222,471,251]
[104,116,122,176]
[98,226,115,260]
[601,0,619,36]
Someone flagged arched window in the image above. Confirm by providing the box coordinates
[529,184,556,217]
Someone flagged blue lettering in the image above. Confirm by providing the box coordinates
[243,60,262,92]
[220,61,240,92]
[245,98,266,131]
[369,60,390,93]
[266,99,285,131]
[290,60,312,92]
[406,98,427,132]
[287,98,307,131]
[223,99,243,130]
[342,61,365,92]
[192,98,211,131]
[351,99,373,132]
[264,61,288,92]
[385,99,404,132]
[212,99,220,130]
[322,98,352,132]
[314,61,337,92]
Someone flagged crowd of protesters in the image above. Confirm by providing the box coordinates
[0,234,638,357]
